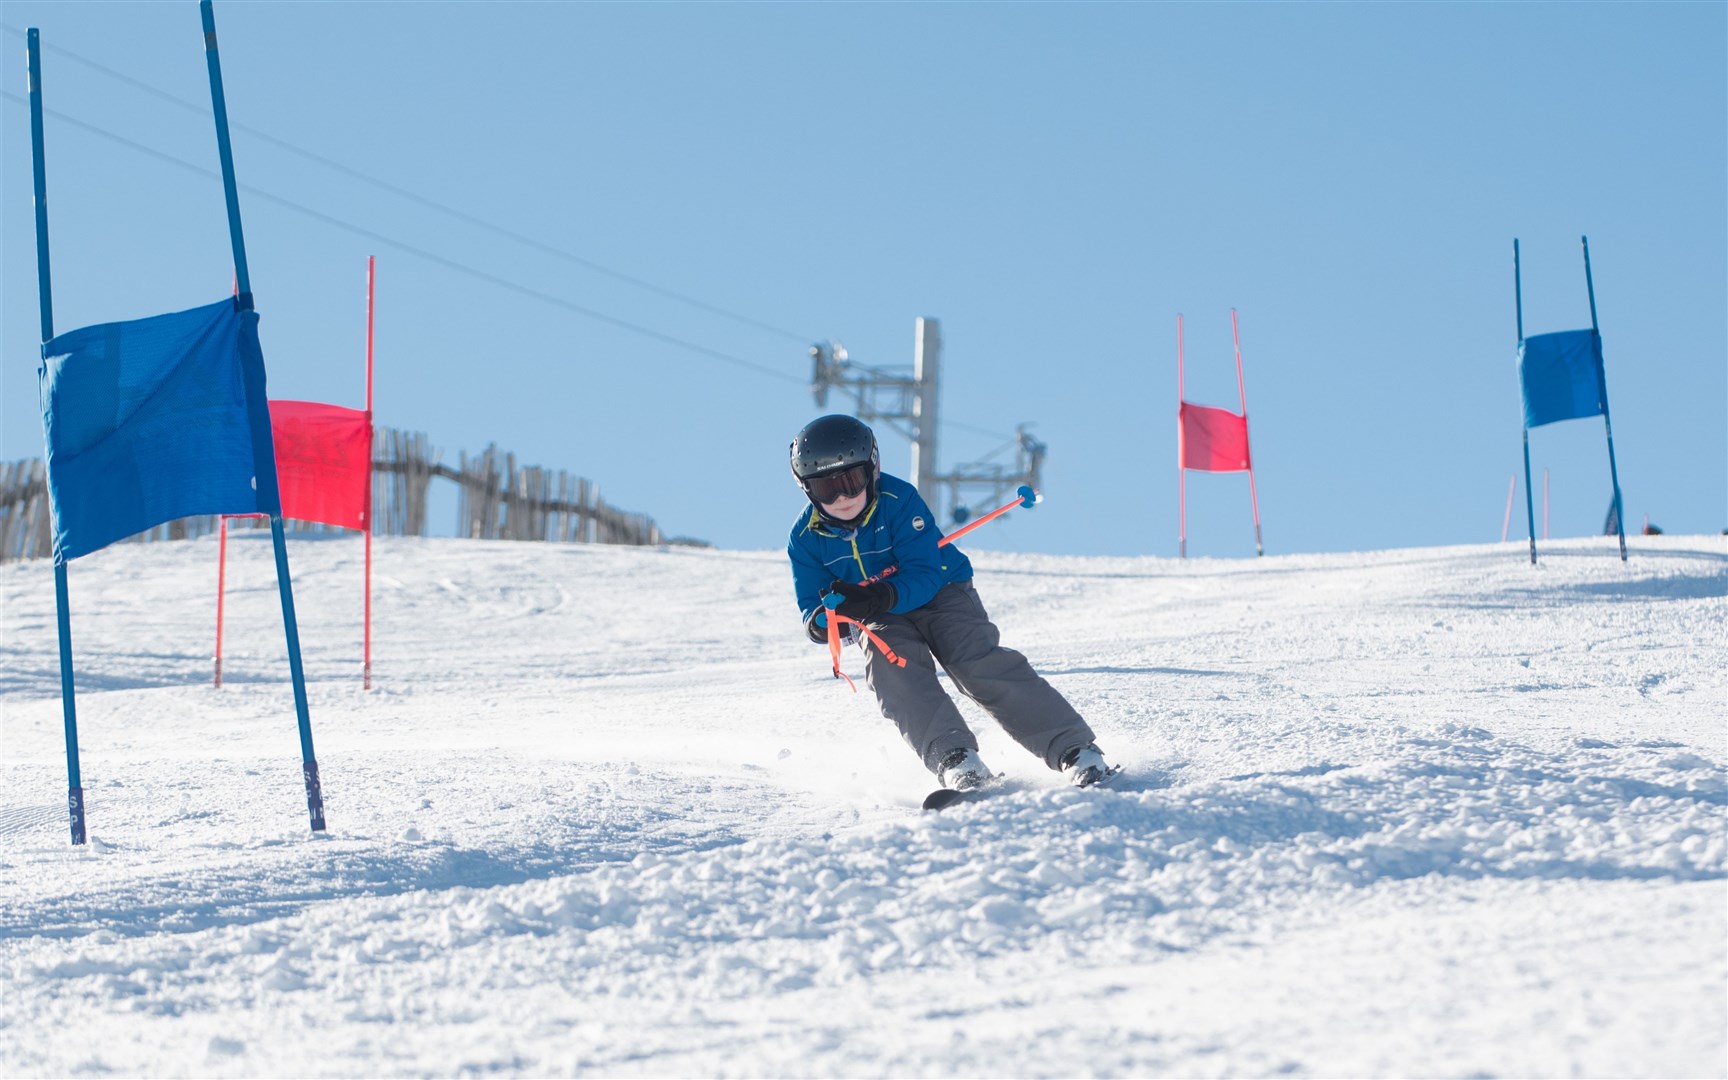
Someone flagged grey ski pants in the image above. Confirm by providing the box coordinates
[859,581,1094,775]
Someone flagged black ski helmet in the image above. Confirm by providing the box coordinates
[790,414,880,524]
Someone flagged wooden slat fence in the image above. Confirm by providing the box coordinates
[0,460,53,563]
[0,426,690,561]
[453,444,661,545]
[373,427,437,538]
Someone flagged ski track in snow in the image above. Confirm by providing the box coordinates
[1,534,1724,1077]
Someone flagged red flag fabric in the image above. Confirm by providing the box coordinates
[269,400,371,530]
[1179,401,1251,472]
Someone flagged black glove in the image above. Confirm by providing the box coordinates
[804,603,863,645]
[825,578,897,623]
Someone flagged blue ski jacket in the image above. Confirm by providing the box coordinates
[787,472,974,627]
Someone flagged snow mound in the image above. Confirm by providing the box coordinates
[2,534,1723,1076]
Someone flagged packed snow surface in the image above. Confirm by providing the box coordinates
[2,533,1724,1078]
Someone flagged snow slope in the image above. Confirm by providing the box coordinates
[2,533,1724,1078]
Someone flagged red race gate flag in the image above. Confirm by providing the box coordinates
[1178,401,1251,473]
[269,399,371,529]
[1176,310,1263,557]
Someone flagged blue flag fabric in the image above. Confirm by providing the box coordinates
[40,298,270,560]
[1518,329,1604,429]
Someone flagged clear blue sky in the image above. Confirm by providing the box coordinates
[4,2,1723,558]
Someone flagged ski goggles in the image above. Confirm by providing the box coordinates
[803,463,872,505]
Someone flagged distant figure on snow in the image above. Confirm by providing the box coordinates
[784,414,1113,793]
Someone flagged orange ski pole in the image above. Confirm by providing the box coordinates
[939,485,1039,548]
[825,604,855,692]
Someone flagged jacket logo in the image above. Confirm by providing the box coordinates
[911,516,926,532]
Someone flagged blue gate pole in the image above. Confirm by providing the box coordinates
[1581,236,1627,562]
[201,0,325,831]
[1515,240,1537,566]
[28,29,86,846]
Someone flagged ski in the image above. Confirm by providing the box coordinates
[921,786,979,811]
[921,771,1005,811]
[920,765,1122,811]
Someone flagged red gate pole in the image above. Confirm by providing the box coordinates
[1501,475,1516,543]
[1177,314,1187,559]
[1543,467,1550,541]
[217,271,237,688]
[363,256,375,690]
[214,516,229,687]
[1232,309,1263,556]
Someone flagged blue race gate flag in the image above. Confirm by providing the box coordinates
[1512,236,1626,564]
[40,297,267,560]
[1518,329,1603,429]
[28,5,326,848]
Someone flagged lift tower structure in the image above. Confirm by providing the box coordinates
[810,317,1044,528]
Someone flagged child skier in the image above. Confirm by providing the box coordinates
[786,413,1113,793]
